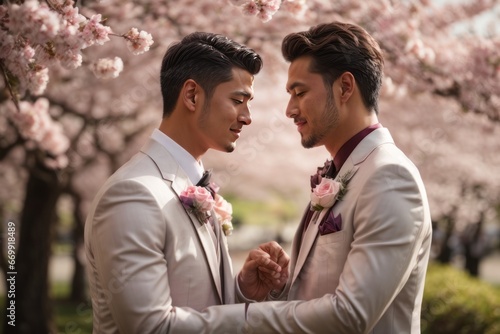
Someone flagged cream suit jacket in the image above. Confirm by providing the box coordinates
[84,138,235,334]
[166,127,433,334]
[235,128,432,334]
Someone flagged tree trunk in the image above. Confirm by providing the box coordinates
[436,216,455,264]
[69,194,87,302]
[462,215,485,277]
[4,162,61,334]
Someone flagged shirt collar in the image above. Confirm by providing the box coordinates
[151,129,204,185]
[333,123,382,172]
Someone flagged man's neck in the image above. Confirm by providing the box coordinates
[159,116,205,161]
[325,112,379,157]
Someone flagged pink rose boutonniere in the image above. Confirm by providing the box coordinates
[180,186,215,223]
[310,178,342,211]
[310,169,353,212]
[180,185,233,236]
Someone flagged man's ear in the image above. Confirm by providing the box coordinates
[338,72,355,102]
[182,79,198,111]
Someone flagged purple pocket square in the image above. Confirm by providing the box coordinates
[318,212,342,235]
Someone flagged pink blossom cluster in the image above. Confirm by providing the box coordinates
[124,28,154,55]
[0,0,154,168]
[229,0,282,22]
[0,0,154,98]
[280,0,308,18]
[8,98,70,169]
[90,57,124,79]
[0,0,110,97]
[404,38,436,64]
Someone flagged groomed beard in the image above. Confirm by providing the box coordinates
[302,91,339,148]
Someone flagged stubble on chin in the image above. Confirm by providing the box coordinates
[301,134,319,149]
[225,142,236,153]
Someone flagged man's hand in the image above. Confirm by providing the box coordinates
[238,241,290,301]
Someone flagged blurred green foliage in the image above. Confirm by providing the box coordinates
[422,263,500,334]
[0,281,92,334]
[223,194,299,227]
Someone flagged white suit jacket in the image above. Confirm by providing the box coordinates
[166,127,433,334]
[84,138,235,334]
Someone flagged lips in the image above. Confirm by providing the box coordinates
[294,118,307,132]
[230,128,242,138]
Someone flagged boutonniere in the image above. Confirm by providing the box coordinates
[180,186,215,223]
[180,185,233,236]
[213,194,233,236]
[310,166,353,212]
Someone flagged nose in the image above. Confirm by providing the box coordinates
[238,106,252,125]
[285,98,298,119]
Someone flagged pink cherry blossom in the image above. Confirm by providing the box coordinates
[238,0,281,22]
[26,67,49,96]
[8,98,70,165]
[7,1,61,43]
[124,28,154,55]
[90,57,124,79]
[242,2,259,16]
[59,49,83,69]
[281,0,308,17]
[81,14,112,48]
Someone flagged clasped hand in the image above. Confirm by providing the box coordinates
[238,241,290,301]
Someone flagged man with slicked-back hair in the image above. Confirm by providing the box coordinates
[85,32,288,333]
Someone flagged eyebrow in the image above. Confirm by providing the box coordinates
[286,82,306,93]
[232,90,254,100]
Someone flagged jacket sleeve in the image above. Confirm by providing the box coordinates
[88,179,176,333]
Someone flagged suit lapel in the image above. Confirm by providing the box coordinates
[216,219,235,304]
[141,138,224,303]
[289,128,394,289]
[192,220,223,301]
[291,159,358,286]
[171,177,224,303]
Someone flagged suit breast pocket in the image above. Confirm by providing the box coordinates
[316,229,345,245]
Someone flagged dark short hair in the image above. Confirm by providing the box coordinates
[282,22,384,113]
[160,32,263,118]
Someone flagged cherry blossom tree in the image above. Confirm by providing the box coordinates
[1,0,499,332]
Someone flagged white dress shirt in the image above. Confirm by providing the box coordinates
[151,129,204,185]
